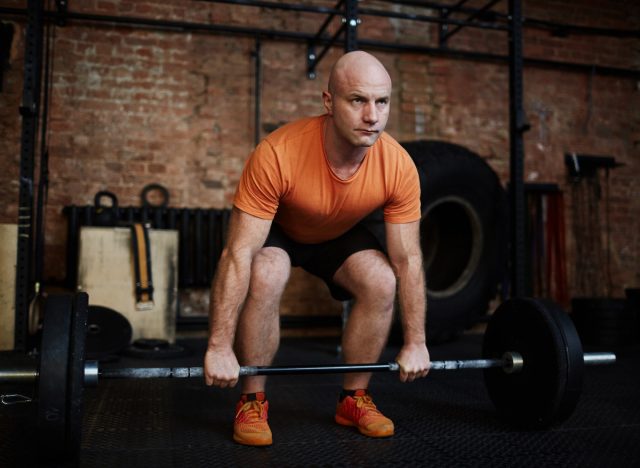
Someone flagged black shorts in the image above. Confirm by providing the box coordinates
[263,222,386,301]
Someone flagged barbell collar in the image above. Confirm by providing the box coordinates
[502,352,524,374]
[85,360,99,387]
[582,352,616,366]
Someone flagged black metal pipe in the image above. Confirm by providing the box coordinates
[153,207,164,229]
[194,209,204,284]
[253,37,261,146]
[358,6,508,31]
[16,8,319,42]
[63,206,78,289]
[167,208,177,230]
[440,0,503,42]
[3,4,637,39]
[1,7,637,78]
[378,0,509,20]
[199,0,341,15]
[140,205,150,226]
[357,37,640,79]
[211,0,512,33]
[308,22,346,77]
[34,15,56,290]
[344,0,358,52]
[443,0,472,16]
[523,17,640,38]
[14,0,45,351]
[312,0,344,42]
[371,2,639,38]
[123,206,135,225]
[206,210,217,282]
[508,0,527,298]
[306,0,344,77]
[179,208,192,287]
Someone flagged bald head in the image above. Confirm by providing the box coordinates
[322,51,392,151]
[327,51,392,96]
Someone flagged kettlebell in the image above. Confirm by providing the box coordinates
[93,191,119,226]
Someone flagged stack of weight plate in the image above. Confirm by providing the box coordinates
[571,291,639,346]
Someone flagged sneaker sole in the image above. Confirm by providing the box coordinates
[233,432,273,447]
[335,415,394,438]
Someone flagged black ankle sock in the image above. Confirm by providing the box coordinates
[241,392,266,402]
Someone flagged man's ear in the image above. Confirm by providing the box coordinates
[322,91,333,115]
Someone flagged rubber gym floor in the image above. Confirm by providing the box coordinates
[2,332,639,468]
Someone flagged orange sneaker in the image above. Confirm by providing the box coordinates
[335,389,394,438]
[233,393,272,446]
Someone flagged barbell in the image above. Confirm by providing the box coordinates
[0,292,616,462]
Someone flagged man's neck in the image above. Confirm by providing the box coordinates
[323,119,368,180]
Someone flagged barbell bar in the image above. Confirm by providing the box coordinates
[0,293,619,462]
[1,351,620,385]
[93,357,516,381]
[95,357,516,380]
[3,358,517,387]
[89,350,615,382]
[2,350,616,387]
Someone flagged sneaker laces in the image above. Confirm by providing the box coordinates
[353,394,382,417]
[235,400,266,423]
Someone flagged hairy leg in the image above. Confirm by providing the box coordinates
[235,247,291,394]
[332,250,396,390]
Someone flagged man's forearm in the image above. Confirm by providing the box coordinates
[207,248,253,349]
[396,255,427,345]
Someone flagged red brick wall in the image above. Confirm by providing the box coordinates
[1,1,638,317]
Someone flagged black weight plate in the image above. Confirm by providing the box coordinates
[124,338,190,359]
[86,305,132,360]
[141,183,170,208]
[482,297,584,428]
[37,295,73,460]
[132,338,170,350]
[66,293,89,459]
[544,299,584,424]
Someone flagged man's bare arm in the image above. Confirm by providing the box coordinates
[204,207,272,387]
[385,220,430,382]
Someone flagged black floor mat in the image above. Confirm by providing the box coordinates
[2,335,639,467]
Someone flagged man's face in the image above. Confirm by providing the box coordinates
[323,68,391,148]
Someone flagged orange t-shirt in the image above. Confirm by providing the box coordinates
[233,115,421,244]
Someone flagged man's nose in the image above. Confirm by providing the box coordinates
[363,102,378,124]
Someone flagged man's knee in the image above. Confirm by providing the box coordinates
[339,251,397,305]
[249,247,291,296]
[363,262,396,305]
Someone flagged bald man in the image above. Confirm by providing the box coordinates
[204,51,431,446]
